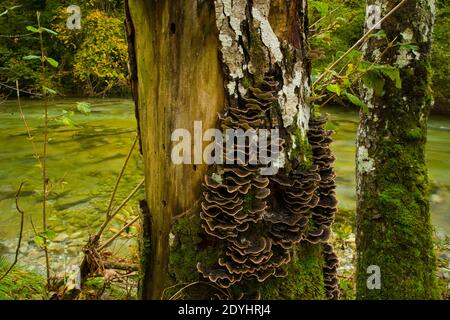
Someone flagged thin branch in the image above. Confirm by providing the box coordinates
[95,178,145,240]
[0,182,26,282]
[105,135,138,218]
[16,80,41,166]
[0,81,41,97]
[318,36,398,108]
[98,215,139,251]
[309,6,343,29]
[313,0,408,88]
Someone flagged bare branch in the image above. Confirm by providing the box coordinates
[0,182,26,282]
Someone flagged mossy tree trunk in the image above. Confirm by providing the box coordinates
[126,0,331,300]
[356,0,438,299]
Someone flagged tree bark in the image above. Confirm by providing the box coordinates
[356,0,438,299]
[127,0,336,300]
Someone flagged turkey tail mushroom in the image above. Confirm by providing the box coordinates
[322,243,340,300]
[307,114,338,243]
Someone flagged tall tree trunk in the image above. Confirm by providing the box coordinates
[356,0,438,299]
[126,0,338,300]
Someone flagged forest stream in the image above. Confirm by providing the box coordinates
[0,99,449,274]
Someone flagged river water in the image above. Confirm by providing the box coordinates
[0,99,448,273]
[324,105,450,234]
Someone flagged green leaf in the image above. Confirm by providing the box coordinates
[362,70,385,96]
[312,1,329,16]
[76,102,92,115]
[57,115,76,127]
[23,55,41,60]
[357,61,372,73]
[368,30,387,39]
[26,26,39,33]
[342,78,351,88]
[326,83,342,96]
[41,230,56,241]
[345,92,368,113]
[400,43,419,51]
[85,277,105,289]
[34,235,45,248]
[345,64,354,77]
[45,57,59,68]
[42,27,57,35]
[0,5,21,17]
[43,86,57,95]
[373,65,402,89]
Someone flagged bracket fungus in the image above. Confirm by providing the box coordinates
[197,79,340,298]
[306,114,338,244]
[323,243,340,300]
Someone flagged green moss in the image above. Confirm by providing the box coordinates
[356,132,439,299]
[405,127,425,141]
[168,214,219,282]
[259,244,326,299]
[164,214,222,299]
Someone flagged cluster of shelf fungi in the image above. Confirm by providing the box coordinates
[196,78,340,300]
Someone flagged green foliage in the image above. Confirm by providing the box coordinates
[345,92,367,112]
[45,57,59,68]
[76,101,92,114]
[53,101,92,127]
[362,70,385,96]
[326,83,342,96]
[0,0,128,97]
[309,0,448,115]
[0,256,45,300]
[53,8,129,96]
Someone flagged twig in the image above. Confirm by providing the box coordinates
[105,135,138,218]
[0,81,41,97]
[0,182,26,282]
[95,178,145,240]
[318,36,399,108]
[16,80,41,165]
[313,0,408,88]
[98,216,139,251]
[309,6,343,29]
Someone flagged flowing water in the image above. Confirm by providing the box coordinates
[0,99,448,273]
[324,106,450,234]
[0,98,143,273]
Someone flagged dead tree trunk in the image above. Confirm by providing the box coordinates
[356,0,438,299]
[127,0,339,300]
